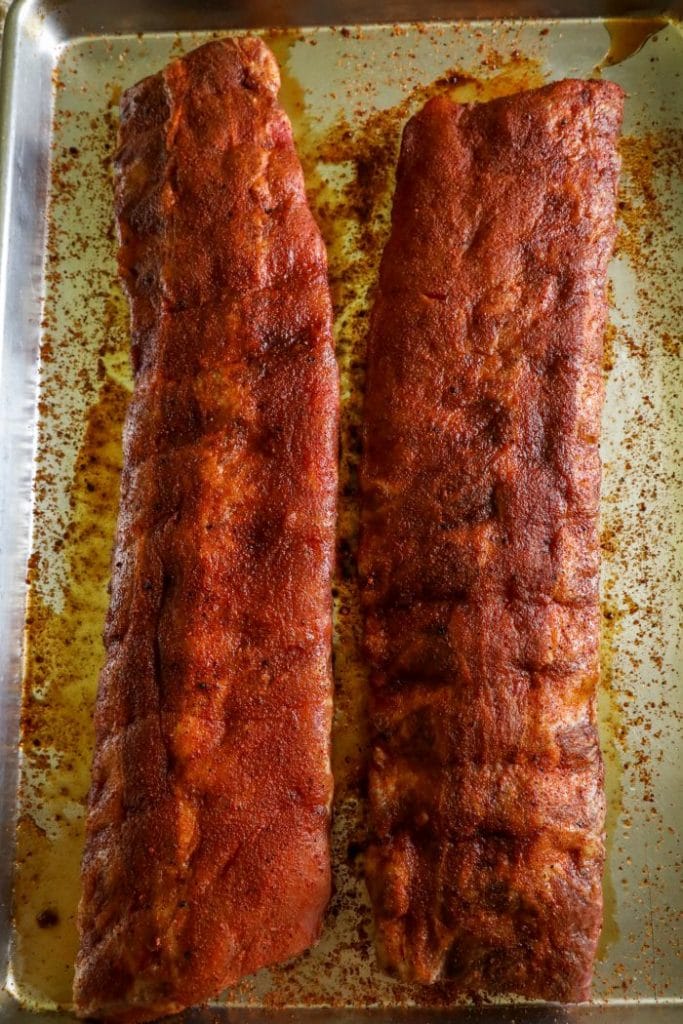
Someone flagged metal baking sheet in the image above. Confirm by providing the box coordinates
[0,1,681,1021]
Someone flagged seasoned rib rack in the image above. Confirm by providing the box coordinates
[359,80,623,1001]
[74,38,338,1023]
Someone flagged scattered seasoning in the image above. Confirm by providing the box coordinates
[11,15,681,1013]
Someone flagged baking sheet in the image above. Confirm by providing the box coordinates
[0,6,681,1019]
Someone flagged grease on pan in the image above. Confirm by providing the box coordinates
[11,15,683,1013]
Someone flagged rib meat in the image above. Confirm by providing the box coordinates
[359,80,623,1000]
[74,38,338,1022]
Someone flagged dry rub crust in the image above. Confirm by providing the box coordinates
[359,80,623,1001]
[74,38,338,1022]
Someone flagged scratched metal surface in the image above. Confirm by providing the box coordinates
[0,1,681,1020]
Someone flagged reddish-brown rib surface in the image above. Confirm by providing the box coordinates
[74,38,338,1022]
[359,80,623,1001]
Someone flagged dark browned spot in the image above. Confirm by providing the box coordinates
[36,908,59,928]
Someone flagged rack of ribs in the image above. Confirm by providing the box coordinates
[74,38,338,1022]
[359,80,623,1000]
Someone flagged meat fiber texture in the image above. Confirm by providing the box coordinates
[74,38,338,1022]
[359,80,623,1001]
